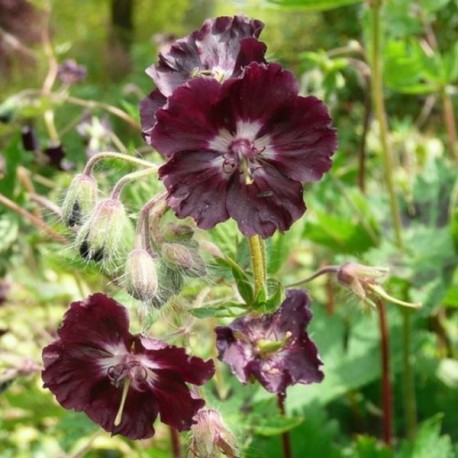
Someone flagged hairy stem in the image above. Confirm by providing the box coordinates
[248,235,267,297]
[110,168,157,200]
[83,151,156,175]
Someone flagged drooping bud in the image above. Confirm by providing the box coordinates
[161,242,206,277]
[125,249,158,301]
[189,408,238,458]
[61,173,98,227]
[162,223,195,243]
[337,262,421,309]
[75,198,130,263]
[149,262,184,309]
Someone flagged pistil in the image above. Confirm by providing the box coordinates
[114,378,131,426]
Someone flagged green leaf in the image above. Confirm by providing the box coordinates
[252,413,304,436]
[190,302,247,318]
[254,279,284,312]
[267,0,362,11]
[351,435,393,458]
[399,414,454,458]
[0,139,23,198]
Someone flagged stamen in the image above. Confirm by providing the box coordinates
[114,378,131,427]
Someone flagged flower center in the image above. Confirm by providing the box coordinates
[223,138,261,184]
[108,357,149,391]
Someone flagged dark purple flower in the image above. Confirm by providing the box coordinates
[215,289,323,394]
[140,15,266,143]
[42,293,215,440]
[152,62,337,238]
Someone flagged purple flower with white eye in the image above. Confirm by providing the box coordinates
[151,62,337,238]
[215,289,323,394]
[140,15,266,143]
[42,293,214,440]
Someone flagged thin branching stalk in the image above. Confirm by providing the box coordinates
[83,151,156,175]
[0,193,69,245]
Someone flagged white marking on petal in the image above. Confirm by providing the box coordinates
[236,120,262,141]
[208,128,233,152]
[96,343,128,372]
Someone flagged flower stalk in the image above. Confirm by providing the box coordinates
[369,0,417,439]
[83,151,156,176]
[376,298,393,446]
[248,235,267,298]
[277,393,292,458]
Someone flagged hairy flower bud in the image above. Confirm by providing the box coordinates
[61,173,97,227]
[149,263,184,309]
[75,198,129,263]
[161,242,206,277]
[125,249,158,301]
[162,223,195,243]
[189,408,238,458]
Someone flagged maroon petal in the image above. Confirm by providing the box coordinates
[147,15,265,97]
[264,96,337,182]
[152,371,206,431]
[233,38,267,76]
[138,337,215,385]
[159,151,230,229]
[147,37,200,97]
[151,79,222,156]
[222,62,299,125]
[215,327,254,384]
[54,293,132,348]
[140,89,167,143]
[226,164,305,237]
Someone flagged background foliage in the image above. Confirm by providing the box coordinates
[0,0,457,457]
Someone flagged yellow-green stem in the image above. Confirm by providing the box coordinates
[248,235,267,297]
[83,151,156,175]
[369,0,403,249]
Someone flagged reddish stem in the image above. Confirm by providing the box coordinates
[277,393,292,458]
[376,298,393,446]
[169,427,182,458]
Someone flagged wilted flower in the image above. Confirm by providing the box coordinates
[337,262,421,309]
[21,124,39,152]
[42,293,215,439]
[140,15,266,142]
[152,63,337,237]
[190,408,238,458]
[215,289,323,394]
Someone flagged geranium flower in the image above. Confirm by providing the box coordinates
[42,293,214,440]
[215,289,323,394]
[152,62,337,238]
[140,15,266,143]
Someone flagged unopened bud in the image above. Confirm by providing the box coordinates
[62,173,97,227]
[76,198,129,262]
[161,242,206,277]
[125,249,158,301]
[190,408,239,458]
[149,263,184,309]
[162,223,195,242]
